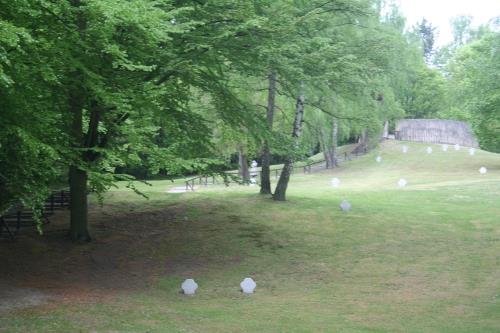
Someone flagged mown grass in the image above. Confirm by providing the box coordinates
[2,141,499,332]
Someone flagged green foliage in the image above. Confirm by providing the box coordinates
[0,128,59,212]
[445,31,500,152]
[403,67,446,118]
[1,0,498,229]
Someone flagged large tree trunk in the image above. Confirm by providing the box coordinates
[260,71,276,195]
[238,145,250,181]
[69,166,89,241]
[68,86,91,242]
[273,87,305,201]
[67,0,91,242]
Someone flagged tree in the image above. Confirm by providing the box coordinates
[446,31,500,152]
[403,67,446,118]
[273,86,305,201]
[415,18,437,64]
[451,16,473,47]
[1,0,274,239]
[260,71,277,194]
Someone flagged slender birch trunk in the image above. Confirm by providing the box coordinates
[331,119,338,167]
[260,71,276,194]
[238,145,250,181]
[273,86,305,201]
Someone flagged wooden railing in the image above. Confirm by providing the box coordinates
[184,146,369,191]
[185,175,218,191]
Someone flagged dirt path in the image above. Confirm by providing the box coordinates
[0,202,186,314]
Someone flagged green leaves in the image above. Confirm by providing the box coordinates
[444,31,500,152]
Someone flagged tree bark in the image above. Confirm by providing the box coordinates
[238,145,250,181]
[260,71,276,194]
[353,127,369,154]
[319,128,332,168]
[273,86,305,201]
[68,0,90,241]
[382,120,389,139]
[69,165,89,241]
[68,85,91,242]
[330,119,338,167]
[319,118,338,168]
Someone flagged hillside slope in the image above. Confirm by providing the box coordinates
[286,140,500,193]
[4,140,499,333]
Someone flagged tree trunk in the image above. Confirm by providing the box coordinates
[319,128,332,168]
[382,120,389,139]
[67,0,92,241]
[330,119,338,167]
[260,71,276,194]
[238,146,250,181]
[273,87,305,201]
[69,166,90,241]
[68,85,91,242]
[353,127,369,154]
[319,119,338,168]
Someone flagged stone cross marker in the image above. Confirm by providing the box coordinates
[181,279,198,295]
[479,167,487,174]
[426,147,433,154]
[398,178,407,187]
[376,156,382,163]
[340,200,351,211]
[250,160,258,186]
[331,177,340,188]
[442,144,448,152]
[240,277,257,294]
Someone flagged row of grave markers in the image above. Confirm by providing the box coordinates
[375,144,487,174]
[398,143,476,154]
[181,277,257,295]
[335,143,489,211]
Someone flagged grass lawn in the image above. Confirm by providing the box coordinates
[1,141,499,332]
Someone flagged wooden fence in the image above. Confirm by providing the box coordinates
[185,147,368,191]
[0,190,70,240]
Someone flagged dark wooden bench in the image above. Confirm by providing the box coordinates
[0,212,15,240]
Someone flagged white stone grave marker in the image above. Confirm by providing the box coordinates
[250,160,258,185]
[376,156,382,163]
[479,167,487,174]
[469,148,475,156]
[181,279,198,295]
[331,177,340,188]
[426,147,433,154]
[339,200,351,211]
[240,277,256,294]
[454,144,460,151]
[250,160,258,176]
[402,145,408,153]
[442,144,448,152]
[398,178,407,187]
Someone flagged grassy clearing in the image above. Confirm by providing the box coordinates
[1,141,499,332]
